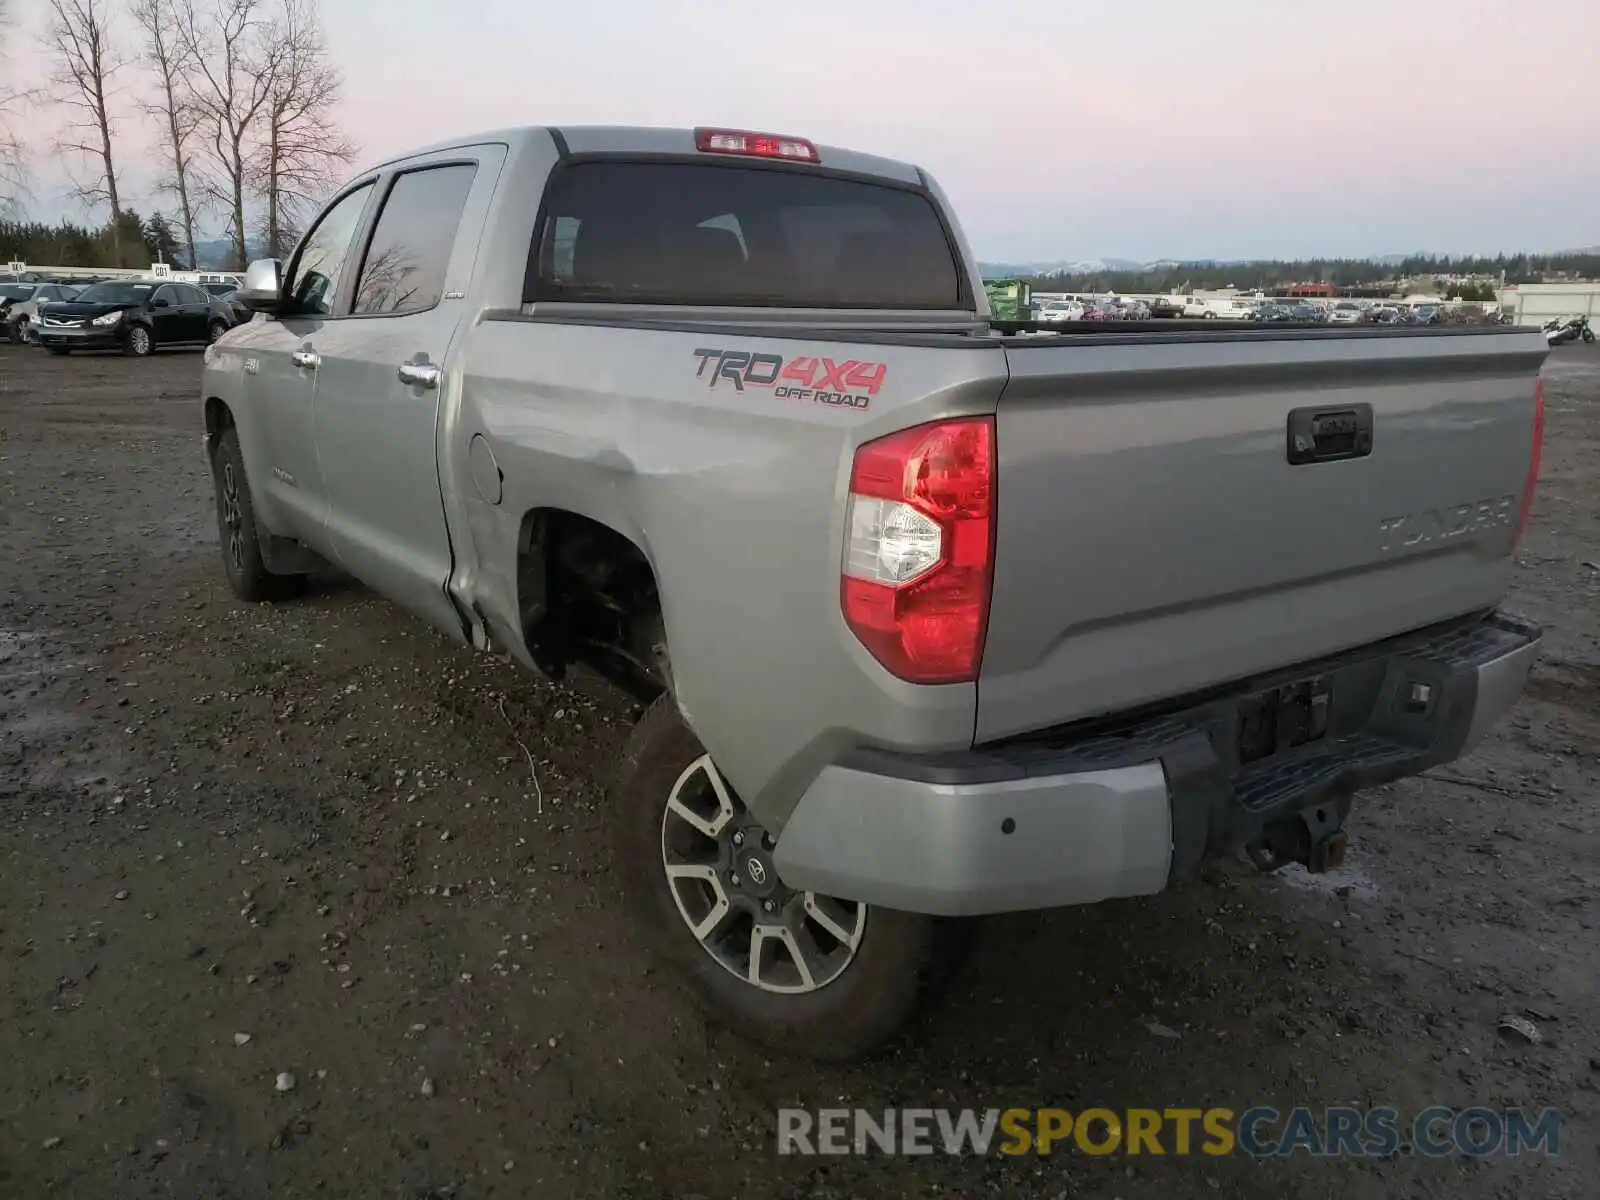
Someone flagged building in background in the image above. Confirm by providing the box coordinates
[1497,282,1600,326]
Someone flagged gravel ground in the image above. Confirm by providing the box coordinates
[1,341,1597,1200]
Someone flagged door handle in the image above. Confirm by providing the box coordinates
[1287,403,1373,465]
[291,348,320,370]
[397,361,441,388]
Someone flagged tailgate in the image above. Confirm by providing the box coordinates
[976,326,1547,742]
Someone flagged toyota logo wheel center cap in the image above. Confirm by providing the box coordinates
[739,852,778,898]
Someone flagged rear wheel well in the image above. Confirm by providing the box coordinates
[516,509,668,702]
[205,397,235,445]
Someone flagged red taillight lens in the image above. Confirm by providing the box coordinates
[1513,377,1545,549]
[841,417,995,684]
[694,127,820,163]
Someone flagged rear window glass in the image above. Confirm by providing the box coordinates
[528,161,963,310]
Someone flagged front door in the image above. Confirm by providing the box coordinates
[311,155,495,640]
[246,180,378,548]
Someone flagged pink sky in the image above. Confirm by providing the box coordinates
[4,0,1597,260]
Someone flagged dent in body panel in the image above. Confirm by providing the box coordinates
[448,316,1009,824]
[433,133,564,648]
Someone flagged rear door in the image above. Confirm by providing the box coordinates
[175,283,211,339]
[975,328,1547,742]
[310,148,503,637]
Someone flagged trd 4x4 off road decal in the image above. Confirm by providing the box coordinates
[692,348,886,410]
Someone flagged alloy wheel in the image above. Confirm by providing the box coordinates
[220,461,245,570]
[660,754,866,994]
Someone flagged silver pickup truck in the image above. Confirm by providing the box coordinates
[204,125,1547,1061]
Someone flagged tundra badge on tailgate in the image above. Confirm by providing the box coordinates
[1377,495,1515,553]
[692,348,886,410]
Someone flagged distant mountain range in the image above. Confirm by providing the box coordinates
[979,247,1600,279]
[979,259,1154,277]
[190,236,265,269]
[977,256,1404,278]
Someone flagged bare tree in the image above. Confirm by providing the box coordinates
[349,242,419,313]
[251,0,352,258]
[0,0,25,216]
[176,0,278,269]
[43,0,131,263]
[131,0,201,267]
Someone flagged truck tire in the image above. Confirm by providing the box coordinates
[612,695,935,1061]
[211,428,306,602]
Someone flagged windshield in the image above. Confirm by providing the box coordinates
[1335,303,1358,310]
[72,282,157,304]
[0,283,36,300]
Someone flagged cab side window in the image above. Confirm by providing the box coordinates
[153,284,179,307]
[177,284,209,304]
[351,163,477,316]
[284,182,376,316]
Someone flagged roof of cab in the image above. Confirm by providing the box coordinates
[365,125,926,187]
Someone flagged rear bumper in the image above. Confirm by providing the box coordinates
[773,611,1540,916]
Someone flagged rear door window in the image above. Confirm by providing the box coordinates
[529,161,964,310]
[352,162,478,316]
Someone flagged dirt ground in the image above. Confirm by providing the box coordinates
[1,340,1596,1200]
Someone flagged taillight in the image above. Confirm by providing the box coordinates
[1513,376,1545,549]
[841,417,995,684]
[694,127,820,163]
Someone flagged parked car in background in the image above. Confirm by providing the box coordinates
[1327,301,1363,325]
[203,281,253,325]
[1037,299,1084,323]
[2,281,42,330]
[3,282,80,342]
[1205,297,1258,321]
[1411,305,1442,326]
[35,279,237,356]
[1255,301,1295,322]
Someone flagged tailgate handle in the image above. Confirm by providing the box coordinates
[1287,404,1373,465]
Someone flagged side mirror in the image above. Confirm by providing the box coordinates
[150,296,170,308]
[237,258,285,315]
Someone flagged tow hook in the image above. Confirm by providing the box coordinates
[1245,797,1352,874]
